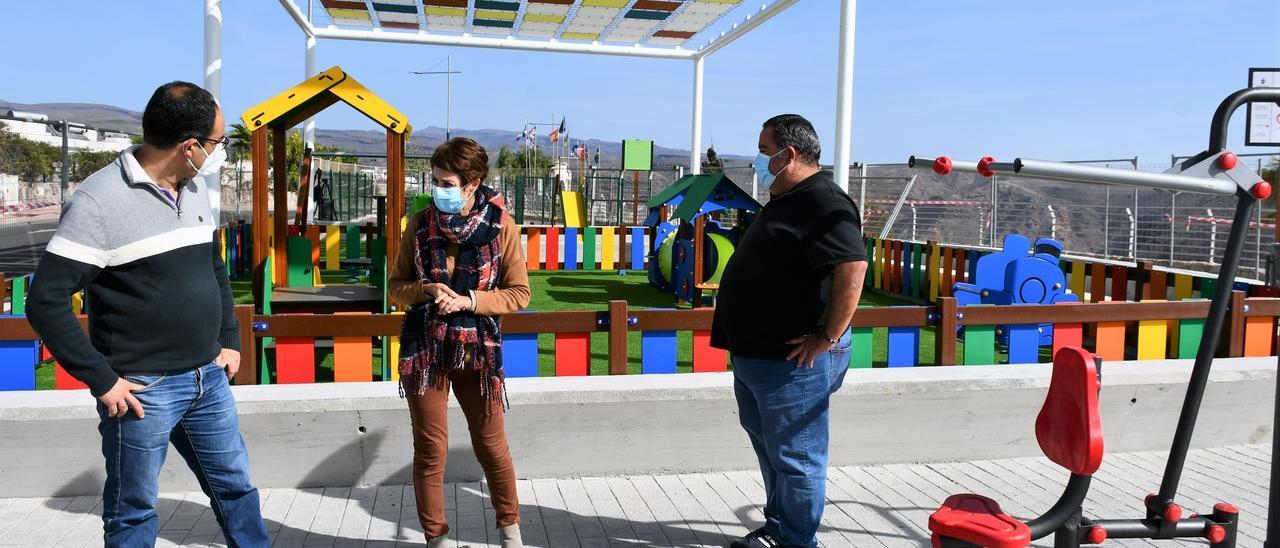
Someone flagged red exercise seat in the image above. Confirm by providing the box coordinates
[929,347,1103,547]
[930,494,1031,548]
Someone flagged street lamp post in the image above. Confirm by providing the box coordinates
[410,55,462,142]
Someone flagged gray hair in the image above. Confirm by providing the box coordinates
[762,114,821,165]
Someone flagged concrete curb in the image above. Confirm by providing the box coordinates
[1,357,1273,497]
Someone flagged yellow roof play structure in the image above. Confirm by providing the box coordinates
[241,65,412,136]
[242,66,410,312]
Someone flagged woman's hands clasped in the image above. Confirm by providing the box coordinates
[425,282,473,315]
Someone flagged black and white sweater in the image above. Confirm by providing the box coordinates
[27,146,238,397]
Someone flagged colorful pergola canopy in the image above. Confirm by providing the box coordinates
[262,0,857,194]
[305,0,743,48]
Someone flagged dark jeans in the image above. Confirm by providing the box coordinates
[98,362,268,548]
[732,329,853,548]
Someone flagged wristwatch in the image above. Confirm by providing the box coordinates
[816,331,838,345]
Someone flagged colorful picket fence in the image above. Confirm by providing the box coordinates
[865,237,1272,306]
[4,287,1277,391]
[217,222,652,282]
[3,230,1274,391]
[216,219,385,282]
[222,304,726,385]
[522,225,648,272]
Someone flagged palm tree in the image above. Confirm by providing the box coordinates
[227,123,253,218]
[228,123,252,163]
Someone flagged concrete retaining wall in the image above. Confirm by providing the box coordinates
[0,358,1273,498]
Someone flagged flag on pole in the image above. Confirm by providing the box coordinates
[593,147,600,165]
[574,142,587,161]
[549,117,565,144]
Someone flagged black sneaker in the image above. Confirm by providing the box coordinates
[729,528,780,548]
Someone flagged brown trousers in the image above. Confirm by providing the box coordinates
[405,369,520,538]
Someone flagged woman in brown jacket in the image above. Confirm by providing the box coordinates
[389,137,529,548]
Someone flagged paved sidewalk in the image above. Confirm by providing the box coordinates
[0,444,1269,547]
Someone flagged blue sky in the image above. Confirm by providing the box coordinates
[0,1,1277,165]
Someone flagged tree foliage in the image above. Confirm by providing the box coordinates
[495,144,554,171]
[226,124,355,190]
[701,146,724,174]
[0,126,59,181]
[69,149,120,181]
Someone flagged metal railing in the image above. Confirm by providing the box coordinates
[857,154,1278,279]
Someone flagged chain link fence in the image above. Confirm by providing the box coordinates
[3,152,1276,278]
[492,167,681,226]
[857,154,1278,280]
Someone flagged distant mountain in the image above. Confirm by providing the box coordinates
[0,98,144,134]
[0,98,749,168]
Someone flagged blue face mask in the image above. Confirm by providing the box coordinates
[753,149,788,190]
[432,185,466,214]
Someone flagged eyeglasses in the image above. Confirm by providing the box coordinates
[199,135,230,146]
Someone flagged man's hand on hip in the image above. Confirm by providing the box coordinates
[786,333,835,369]
[98,378,146,419]
[216,348,241,378]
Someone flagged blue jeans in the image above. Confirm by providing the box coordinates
[97,363,268,548]
[732,330,852,548]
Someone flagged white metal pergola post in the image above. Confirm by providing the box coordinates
[303,32,317,147]
[690,56,704,176]
[204,0,223,224]
[832,0,857,193]
[204,0,222,99]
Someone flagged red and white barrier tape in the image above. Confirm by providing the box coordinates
[0,201,56,213]
[1183,215,1275,229]
[862,199,989,206]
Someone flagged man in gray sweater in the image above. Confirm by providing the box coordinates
[27,81,268,547]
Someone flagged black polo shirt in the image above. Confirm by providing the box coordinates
[711,170,868,360]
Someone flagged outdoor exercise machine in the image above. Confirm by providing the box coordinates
[909,86,1280,547]
[930,346,1106,547]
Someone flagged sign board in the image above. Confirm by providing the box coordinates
[621,140,654,172]
[1247,67,1280,146]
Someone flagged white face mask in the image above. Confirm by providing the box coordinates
[187,142,226,179]
[754,148,789,190]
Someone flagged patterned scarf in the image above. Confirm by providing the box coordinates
[399,185,508,407]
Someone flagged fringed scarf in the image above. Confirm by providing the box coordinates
[399,185,508,408]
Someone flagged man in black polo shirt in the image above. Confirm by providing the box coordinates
[712,114,868,548]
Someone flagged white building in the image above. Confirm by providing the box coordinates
[1,111,133,153]
[551,159,575,187]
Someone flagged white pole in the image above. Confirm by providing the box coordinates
[203,0,222,100]
[910,203,917,241]
[204,0,223,226]
[446,55,452,141]
[303,1,317,224]
[303,34,317,147]
[831,0,857,193]
[1127,207,1136,259]
[1207,208,1217,266]
[690,57,704,176]
[858,164,866,222]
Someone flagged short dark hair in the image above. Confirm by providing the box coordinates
[762,114,821,165]
[432,137,490,184]
[142,81,217,149]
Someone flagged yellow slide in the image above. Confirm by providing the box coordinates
[561,190,587,228]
